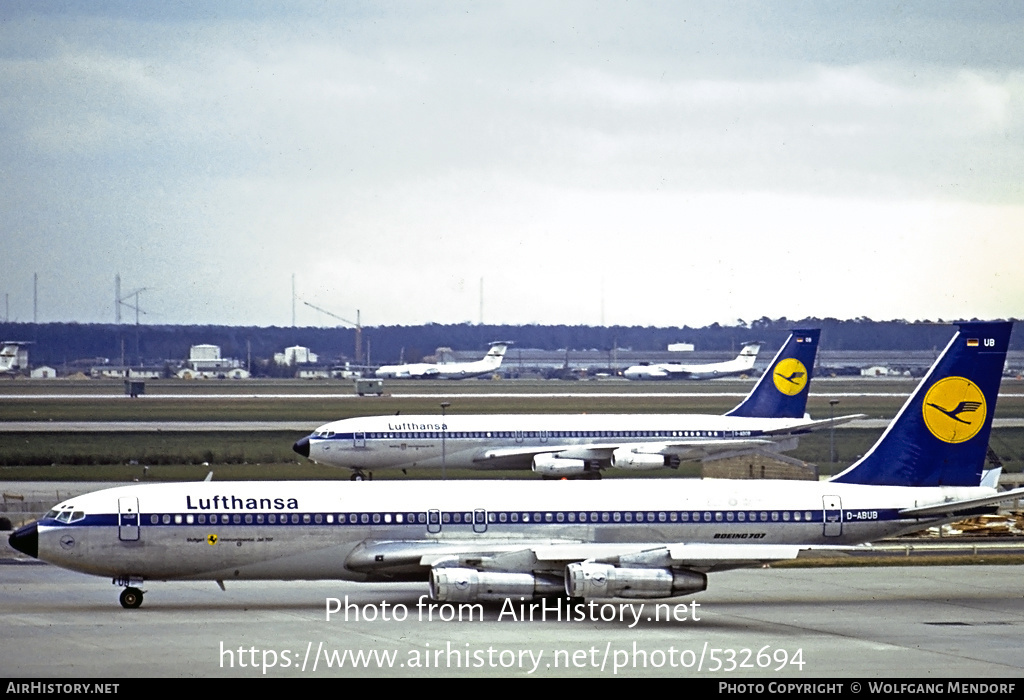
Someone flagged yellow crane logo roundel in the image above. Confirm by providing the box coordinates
[922,376,986,444]
[772,359,808,396]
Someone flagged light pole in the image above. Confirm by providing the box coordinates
[829,399,840,465]
[440,402,450,480]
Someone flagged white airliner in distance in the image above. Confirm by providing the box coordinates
[0,341,31,376]
[295,329,859,479]
[10,322,1021,609]
[622,341,762,380]
[375,341,511,379]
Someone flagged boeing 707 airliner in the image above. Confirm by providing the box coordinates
[295,329,857,479]
[9,322,1019,608]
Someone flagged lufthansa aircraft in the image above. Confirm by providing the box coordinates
[622,341,762,380]
[9,322,1020,608]
[375,341,510,379]
[295,330,857,479]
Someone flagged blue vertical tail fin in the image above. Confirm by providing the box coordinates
[726,329,820,419]
[831,321,1013,487]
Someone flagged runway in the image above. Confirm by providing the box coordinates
[2,562,1022,678]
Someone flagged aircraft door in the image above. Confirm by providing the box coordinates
[354,432,366,448]
[473,509,487,533]
[822,496,842,537]
[118,496,140,542]
[427,509,441,534]
[514,431,524,444]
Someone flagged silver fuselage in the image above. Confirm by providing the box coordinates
[33,479,988,582]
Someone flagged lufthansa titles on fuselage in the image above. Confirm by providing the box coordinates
[185,494,299,511]
[388,422,447,432]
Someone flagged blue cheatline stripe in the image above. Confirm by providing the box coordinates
[48,508,913,530]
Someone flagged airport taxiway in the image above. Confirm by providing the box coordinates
[1,562,1021,678]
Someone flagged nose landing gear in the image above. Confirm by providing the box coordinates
[119,587,144,609]
[115,576,145,608]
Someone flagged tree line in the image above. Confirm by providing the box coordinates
[1,317,1018,370]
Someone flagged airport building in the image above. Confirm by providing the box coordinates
[274,345,319,365]
[176,344,249,379]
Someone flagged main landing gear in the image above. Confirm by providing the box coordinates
[350,469,373,481]
[119,587,144,609]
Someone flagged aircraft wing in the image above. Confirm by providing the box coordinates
[532,542,832,571]
[897,487,1024,518]
[345,540,846,579]
[658,366,695,379]
[759,414,866,436]
[474,445,582,468]
[473,438,775,470]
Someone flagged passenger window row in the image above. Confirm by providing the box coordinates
[142,509,823,526]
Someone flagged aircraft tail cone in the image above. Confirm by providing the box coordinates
[9,522,38,559]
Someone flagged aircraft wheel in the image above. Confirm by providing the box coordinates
[350,472,365,481]
[119,587,144,609]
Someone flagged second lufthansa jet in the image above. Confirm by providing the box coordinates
[295,330,861,479]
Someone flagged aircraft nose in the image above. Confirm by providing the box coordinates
[293,436,311,458]
[9,522,38,559]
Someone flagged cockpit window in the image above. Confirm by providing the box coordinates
[70,511,85,523]
[45,509,59,519]
[56,511,72,523]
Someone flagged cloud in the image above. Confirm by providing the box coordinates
[0,2,1022,326]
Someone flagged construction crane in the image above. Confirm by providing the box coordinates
[302,302,363,364]
[115,274,150,366]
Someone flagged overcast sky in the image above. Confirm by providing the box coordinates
[2,1,1022,329]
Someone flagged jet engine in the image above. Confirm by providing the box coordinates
[564,562,707,599]
[531,454,588,476]
[609,448,672,470]
[429,567,563,602]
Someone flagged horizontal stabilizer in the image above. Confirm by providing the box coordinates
[761,414,866,436]
[980,468,1002,489]
[897,486,1024,518]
